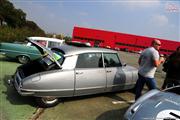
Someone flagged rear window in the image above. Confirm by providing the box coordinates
[103,53,121,67]
[51,49,65,65]
[48,41,62,48]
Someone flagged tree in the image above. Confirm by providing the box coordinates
[25,21,44,31]
[0,0,46,42]
[63,36,72,41]
[0,15,4,26]
[0,0,6,26]
[0,0,26,27]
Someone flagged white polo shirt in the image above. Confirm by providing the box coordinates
[138,47,159,78]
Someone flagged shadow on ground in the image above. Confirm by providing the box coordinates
[0,55,18,62]
[96,106,129,120]
[61,91,134,104]
[2,75,37,107]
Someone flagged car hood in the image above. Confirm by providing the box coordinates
[29,40,61,68]
[133,92,180,119]
[140,92,180,109]
[124,89,180,120]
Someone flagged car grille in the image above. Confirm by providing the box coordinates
[15,76,20,86]
[18,69,25,79]
[15,71,22,87]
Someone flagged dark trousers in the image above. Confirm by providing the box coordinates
[135,73,157,100]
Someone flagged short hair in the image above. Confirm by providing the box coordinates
[152,39,160,45]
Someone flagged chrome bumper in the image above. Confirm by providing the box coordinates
[8,72,34,96]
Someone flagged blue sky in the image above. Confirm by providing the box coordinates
[11,0,180,41]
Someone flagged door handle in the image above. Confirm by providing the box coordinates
[76,72,83,74]
[106,70,111,73]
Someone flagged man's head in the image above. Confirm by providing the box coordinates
[152,39,161,50]
[176,46,180,53]
[176,46,180,51]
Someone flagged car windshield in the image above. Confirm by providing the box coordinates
[39,49,64,70]
[165,86,180,95]
[51,49,64,65]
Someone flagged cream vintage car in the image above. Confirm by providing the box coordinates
[8,40,138,107]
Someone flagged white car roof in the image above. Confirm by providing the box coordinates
[27,37,65,43]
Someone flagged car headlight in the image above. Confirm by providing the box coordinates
[124,103,143,120]
[31,75,41,82]
[131,104,141,114]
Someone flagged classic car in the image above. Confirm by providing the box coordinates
[8,40,138,107]
[0,37,65,64]
[124,85,180,120]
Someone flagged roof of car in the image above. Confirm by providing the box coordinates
[27,37,65,43]
[52,44,117,56]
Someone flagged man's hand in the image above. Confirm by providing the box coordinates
[154,56,165,67]
[160,56,165,63]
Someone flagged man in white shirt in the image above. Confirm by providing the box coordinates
[135,39,165,100]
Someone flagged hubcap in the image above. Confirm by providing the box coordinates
[41,97,58,104]
[18,56,29,64]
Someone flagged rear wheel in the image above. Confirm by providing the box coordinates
[36,97,59,108]
[17,55,30,64]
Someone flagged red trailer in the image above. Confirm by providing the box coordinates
[72,26,180,55]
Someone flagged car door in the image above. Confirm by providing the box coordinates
[75,53,106,96]
[103,53,130,92]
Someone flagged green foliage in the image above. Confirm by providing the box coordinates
[0,26,45,42]
[0,0,26,27]
[64,36,72,41]
[46,33,72,41]
[0,0,45,42]
[0,0,69,43]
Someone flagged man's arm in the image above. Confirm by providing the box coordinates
[154,57,165,67]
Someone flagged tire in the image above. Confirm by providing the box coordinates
[36,97,59,108]
[17,55,30,64]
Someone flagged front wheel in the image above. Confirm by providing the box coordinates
[17,55,30,64]
[36,97,59,108]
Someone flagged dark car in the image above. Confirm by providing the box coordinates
[124,85,180,120]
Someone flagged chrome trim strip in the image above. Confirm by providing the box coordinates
[106,82,136,88]
[75,86,105,91]
[0,49,41,56]
[21,88,74,92]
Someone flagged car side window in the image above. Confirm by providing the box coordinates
[48,41,61,48]
[103,53,121,67]
[76,53,103,68]
[36,40,47,47]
